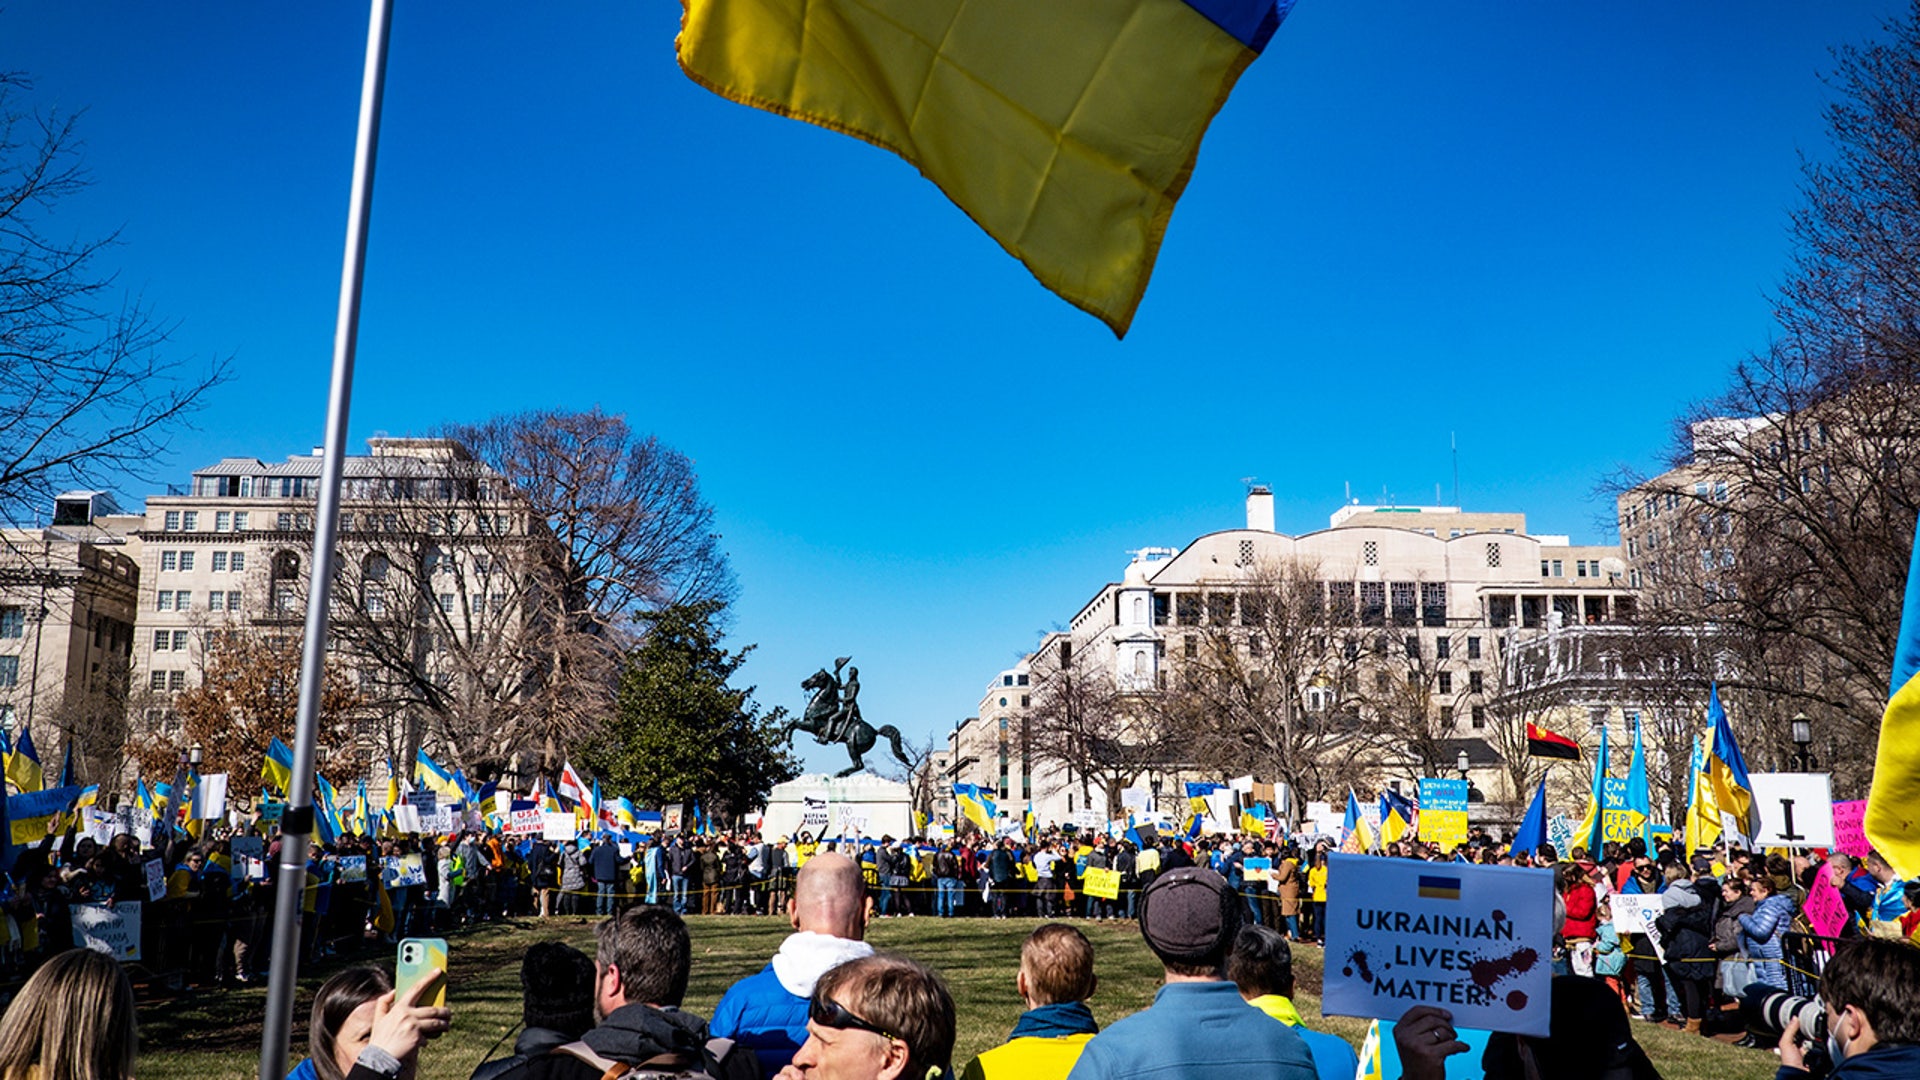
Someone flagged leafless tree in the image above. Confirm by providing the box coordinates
[1025,634,1168,819]
[0,74,226,533]
[317,412,733,781]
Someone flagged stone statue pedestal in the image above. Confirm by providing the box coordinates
[763,773,912,841]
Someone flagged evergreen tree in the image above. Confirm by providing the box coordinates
[585,600,797,820]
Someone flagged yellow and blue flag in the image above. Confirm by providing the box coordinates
[414,749,462,802]
[135,778,155,814]
[1867,515,1920,878]
[953,783,996,832]
[1576,724,1610,854]
[57,741,74,788]
[1341,790,1375,853]
[676,0,1296,337]
[1356,1020,1384,1080]
[7,785,85,845]
[1688,684,1753,857]
[1508,780,1547,859]
[384,765,401,812]
[263,737,294,796]
[7,726,43,794]
[1624,716,1654,846]
[353,779,371,837]
[1240,801,1268,836]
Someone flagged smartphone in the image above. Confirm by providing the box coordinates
[396,937,448,1008]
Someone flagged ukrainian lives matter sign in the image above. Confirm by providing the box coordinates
[1322,854,1554,1037]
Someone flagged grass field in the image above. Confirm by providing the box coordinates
[136,915,1781,1080]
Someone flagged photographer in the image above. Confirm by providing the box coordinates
[1777,936,1920,1079]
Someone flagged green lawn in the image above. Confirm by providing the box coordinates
[135,915,1779,1080]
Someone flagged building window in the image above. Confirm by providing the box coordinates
[177,591,192,611]
[182,511,198,531]
[227,591,242,611]
[164,511,181,531]
[1404,635,1420,659]
[999,697,1009,708]
[1485,542,1501,568]
[152,630,170,652]
[0,655,16,687]
[161,551,178,571]
[1390,582,1416,626]
[179,551,194,572]
[1469,670,1484,694]
[1176,593,1203,625]
[1551,559,1562,577]
[1237,539,1255,567]
[1360,581,1386,626]
[1021,694,1030,707]
[1438,671,1452,694]
[1363,540,1379,566]
[1541,560,1550,578]
[230,551,246,572]
[0,608,23,638]
[208,592,225,612]
[234,511,249,531]
[1436,636,1450,659]
[150,670,168,691]
[277,512,294,531]
[438,593,454,613]
[1421,583,1447,627]
[1184,634,1198,659]
[168,670,186,691]
[1471,705,1486,729]
[1248,634,1263,656]
[212,552,228,572]
[172,630,189,651]
[215,511,231,532]
[1017,674,1029,686]
[1375,670,1391,692]
[1003,675,1014,688]
[340,512,355,533]
[1467,636,1482,660]
[1328,582,1355,620]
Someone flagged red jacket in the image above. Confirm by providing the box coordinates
[1562,881,1598,939]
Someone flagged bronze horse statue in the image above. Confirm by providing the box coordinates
[785,663,910,777]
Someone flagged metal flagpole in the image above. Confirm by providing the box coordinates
[258,1,392,1076]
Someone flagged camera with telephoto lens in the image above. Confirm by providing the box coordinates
[1754,990,1828,1041]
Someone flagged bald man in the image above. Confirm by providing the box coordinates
[709,851,875,1078]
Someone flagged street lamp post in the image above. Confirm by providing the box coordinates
[1790,713,1813,772]
[1455,748,1471,781]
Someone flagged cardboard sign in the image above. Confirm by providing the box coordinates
[71,902,142,961]
[336,855,368,884]
[1609,893,1660,934]
[84,809,120,846]
[427,807,456,835]
[1750,773,1835,848]
[1831,799,1869,857]
[413,791,438,815]
[144,858,166,902]
[1417,779,1470,848]
[542,812,578,841]
[1242,856,1273,885]
[384,854,427,887]
[1082,867,1121,900]
[1322,854,1554,1037]
[1121,787,1151,810]
[507,809,544,836]
[1804,863,1848,938]
[663,804,685,832]
[1546,815,1575,856]
[195,773,229,820]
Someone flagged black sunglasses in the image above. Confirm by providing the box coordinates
[810,996,899,1042]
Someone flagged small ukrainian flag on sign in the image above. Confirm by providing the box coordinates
[1417,874,1462,901]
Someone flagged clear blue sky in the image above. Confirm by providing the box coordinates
[10,3,1903,773]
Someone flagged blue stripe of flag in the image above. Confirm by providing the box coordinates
[1180,0,1294,52]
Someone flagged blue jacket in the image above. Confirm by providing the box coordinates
[1065,981,1318,1080]
[1739,892,1795,987]
[709,964,808,1079]
[1778,1041,1920,1080]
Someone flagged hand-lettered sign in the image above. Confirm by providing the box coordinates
[1322,854,1554,1037]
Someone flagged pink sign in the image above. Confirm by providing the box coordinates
[1804,863,1849,938]
[1833,800,1870,858]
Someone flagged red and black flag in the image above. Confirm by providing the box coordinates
[1527,722,1582,760]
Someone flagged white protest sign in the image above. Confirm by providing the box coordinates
[427,807,456,835]
[195,772,230,820]
[144,859,166,902]
[507,809,544,836]
[1749,773,1835,849]
[392,804,423,835]
[231,837,268,881]
[800,794,830,834]
[837,807,869,836]
[84,809,119,846]
[542,812,578,841]
[1322,854,1554,1037]
[1121,787,1151,811]
[1546,815,1575,856]
[71,902,142,960]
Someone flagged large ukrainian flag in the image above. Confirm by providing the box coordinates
[1867,515,1920,878]
[676,0,1294,337]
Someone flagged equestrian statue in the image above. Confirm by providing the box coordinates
[784,656,910,777]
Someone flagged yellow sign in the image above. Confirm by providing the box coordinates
[1082,867,1122,900]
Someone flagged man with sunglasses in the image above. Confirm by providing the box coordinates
[779,954,956,1080]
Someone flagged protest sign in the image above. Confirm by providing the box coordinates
[663,804,685,832]
[231,837,268,881]
[1546,815,1574,855]
[336,856,368,884]
[195,772,229,820]
[144,859,166,902]
[1609,894,1666,961]
[413,790,438,815]
[837,807,870,836]
[386,854,428,887]
[1832,800,1869,857]
[1804,863,1848,938]
[507,808,544,836]
[1243,856,1273,887]
[1417,779,1470,848]
[1071,809,1103,831]
[1082,867,1121,900]
[71,902,142,961]
[260,800,285,825]
[84,809,119,846]
[1121,787,1151,811]
[1749,773,1835,849]
[427,807,456,835]
[1322,854,1553,1037]
[542,812,578,842]
[799,794,830,835]
[392,804,422,835]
